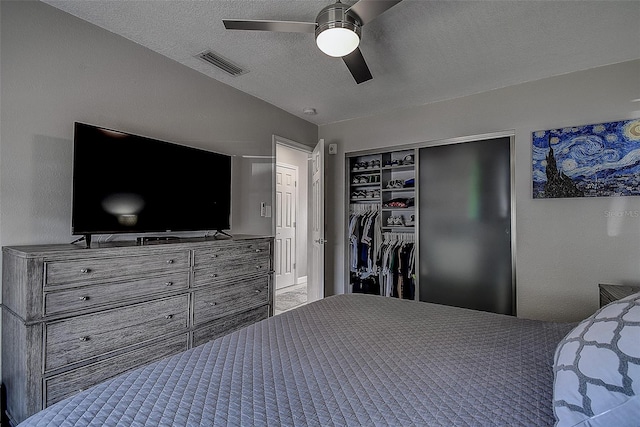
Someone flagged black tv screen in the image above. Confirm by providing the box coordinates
[72,122,231,236]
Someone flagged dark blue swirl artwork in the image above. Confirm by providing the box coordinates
[532,118,640,198]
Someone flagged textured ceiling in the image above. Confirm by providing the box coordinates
[42,1,640,126]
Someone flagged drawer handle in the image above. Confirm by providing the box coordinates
[79,296,89,301]
[208,302,217,306]
[165,281,173,286]
[165,314,174,320]
[80,268,91,274]
[255,289,262,294]
[210,254,218,258]
[255,265,263,269]
[166,259,174,264]
[209,273,218,278]
[79,336,90,342]
[255,249,262,253]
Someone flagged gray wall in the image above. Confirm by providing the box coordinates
[0,0,317,248]
[320,59,640,323]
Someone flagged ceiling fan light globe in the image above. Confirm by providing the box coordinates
[316,27,360,57]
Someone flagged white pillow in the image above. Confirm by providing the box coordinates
[553,291,640,427]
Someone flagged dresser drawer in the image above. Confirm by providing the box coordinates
[44,251,190,286]
[193,257,270,286]
[44,333,188,406]
[192,305,268,347]
[45,295,188,371]
[44,272,189,316]
[193,241,270,269]
[192,276,269,325]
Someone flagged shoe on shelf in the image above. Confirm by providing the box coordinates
[405,215,415,226]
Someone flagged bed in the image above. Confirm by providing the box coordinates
[17,292,640,427]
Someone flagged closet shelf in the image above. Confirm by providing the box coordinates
[350,199,381,203]
[352,183,382,188]
[382,188,414,192]
[382,207,415,211]
[382,226,415,230]
[351,168,380,173]
[382,165,414,171]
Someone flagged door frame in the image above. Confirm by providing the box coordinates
[272,135,313,290]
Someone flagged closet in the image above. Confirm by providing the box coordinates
[346,136,515,315]
[347,149,417,300]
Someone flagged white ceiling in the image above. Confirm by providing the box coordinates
[42,1,640,126]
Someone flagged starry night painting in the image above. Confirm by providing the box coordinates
[533,118,640,199]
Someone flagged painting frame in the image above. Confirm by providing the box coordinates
[532,118,640,199]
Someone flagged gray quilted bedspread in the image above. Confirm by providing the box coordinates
[19,294,573,427]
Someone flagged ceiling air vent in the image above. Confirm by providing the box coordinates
[196,50,247,77]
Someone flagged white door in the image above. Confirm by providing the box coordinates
[308,139,325,303]
[275,163,297,290]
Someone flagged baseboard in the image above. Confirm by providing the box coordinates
[297,276,307,285]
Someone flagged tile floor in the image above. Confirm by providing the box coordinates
[274,282,308,315]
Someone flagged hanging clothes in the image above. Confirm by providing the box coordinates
[377,233,415,300]
[349,205,381,295]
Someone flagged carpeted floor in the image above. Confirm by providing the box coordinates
[275,283,307,315]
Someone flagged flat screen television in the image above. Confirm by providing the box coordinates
[72,122,231,240]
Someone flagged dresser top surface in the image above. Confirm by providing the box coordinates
[599,283,640,290]
[599,283,640,297]
[3,235,273,258]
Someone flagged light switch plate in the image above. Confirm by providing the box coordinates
[328,143,337,154]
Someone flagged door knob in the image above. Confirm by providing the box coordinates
[314,238,327,244]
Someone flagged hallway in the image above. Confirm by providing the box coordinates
[274,282,307,315]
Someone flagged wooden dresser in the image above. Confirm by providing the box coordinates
[1,236,273,426]
[598,283,640,307]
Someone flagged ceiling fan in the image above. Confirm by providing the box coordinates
[223,0,403,84]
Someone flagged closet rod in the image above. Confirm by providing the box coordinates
[383,232,415,243]
[350,204,379,213]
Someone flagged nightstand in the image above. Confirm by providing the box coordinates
[598,283,640,307]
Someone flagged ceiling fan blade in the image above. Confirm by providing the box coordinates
[347,0,403,25]
[343,48,372,84]
[223,19,316,33]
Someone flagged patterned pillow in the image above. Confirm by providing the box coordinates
[553,291,640,427]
